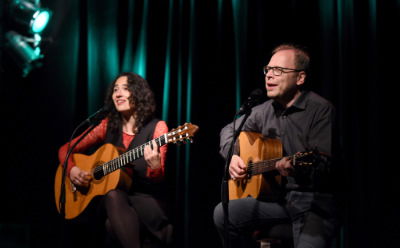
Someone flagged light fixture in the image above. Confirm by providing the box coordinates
[8,0,52,34]
[4,31,43,77]
[2,0,52,77]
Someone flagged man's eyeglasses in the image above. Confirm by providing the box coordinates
[263,66,304,76]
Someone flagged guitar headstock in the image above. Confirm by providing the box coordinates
[166,123,199,144]
[293,149,317,167]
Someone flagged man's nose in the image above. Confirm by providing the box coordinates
[265,72,273,80]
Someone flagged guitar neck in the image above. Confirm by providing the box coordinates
[247,155,294,176]
[92,122,198,180]
[93,134,168,179]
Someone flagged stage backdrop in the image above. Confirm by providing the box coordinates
[0,0,397,247]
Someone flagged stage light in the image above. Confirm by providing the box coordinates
[31,10,51,33]
[4,31,43,77]
[9,0,52,34]
[2,0,52,77]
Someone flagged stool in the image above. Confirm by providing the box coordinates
[253,223,293,248]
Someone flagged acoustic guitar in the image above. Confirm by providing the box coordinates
[228,131,315,201]
[54,123,199,219]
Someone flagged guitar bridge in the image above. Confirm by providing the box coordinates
[69,181,77,193]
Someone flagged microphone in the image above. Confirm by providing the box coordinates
[84,105,111,125]
[237,88,265,115]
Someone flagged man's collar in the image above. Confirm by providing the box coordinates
[272,90,308,111]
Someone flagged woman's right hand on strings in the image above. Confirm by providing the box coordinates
[229,155,247,181]
[70,166,92,187]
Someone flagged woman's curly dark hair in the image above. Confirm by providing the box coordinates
[104,72,156,133]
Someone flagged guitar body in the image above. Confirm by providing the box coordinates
[228,132,283,201]
[54,143,132,219]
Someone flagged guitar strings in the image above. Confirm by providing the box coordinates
[247,159,279,175]
[92,126,197,177]
[246,152,314,176]
[93,135,166,175]
[246,156,295,175]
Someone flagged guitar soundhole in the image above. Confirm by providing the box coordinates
[246,159,253,178]
[93,162,105,180]
[93,170,104,180]
[93,171,104,180]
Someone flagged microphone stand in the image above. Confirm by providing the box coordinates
[221,108,253,248]
[59,109,106,218]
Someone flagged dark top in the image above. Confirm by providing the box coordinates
[220,90,335,192]
[105,118,165,195]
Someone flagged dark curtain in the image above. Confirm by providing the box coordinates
[0,0,397,247]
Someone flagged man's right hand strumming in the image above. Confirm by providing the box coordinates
[229,155,247,181]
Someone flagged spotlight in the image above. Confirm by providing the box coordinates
[4,31,43,77]
[2,0,52,77]
[8,0,52,34]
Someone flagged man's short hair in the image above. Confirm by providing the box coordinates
[272,43,310,71]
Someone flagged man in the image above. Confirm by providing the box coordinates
[214,44,339,248]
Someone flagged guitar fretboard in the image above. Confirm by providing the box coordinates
[247,155,295,176]
[93,134,168,179]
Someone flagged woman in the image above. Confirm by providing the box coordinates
[58,72,172,248]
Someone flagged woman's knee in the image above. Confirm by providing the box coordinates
[104,189,127,209]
